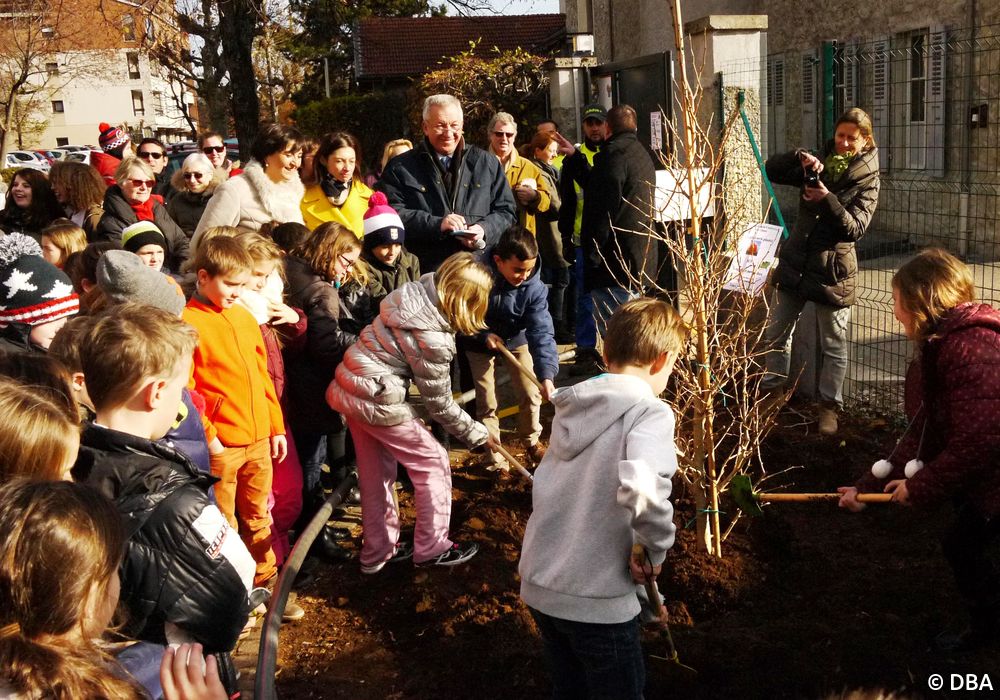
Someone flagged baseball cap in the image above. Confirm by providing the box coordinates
[581,103,608,122]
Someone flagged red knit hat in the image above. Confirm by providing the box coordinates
[99,122,130,153]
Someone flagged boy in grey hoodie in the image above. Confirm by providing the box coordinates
[519,297,684,699]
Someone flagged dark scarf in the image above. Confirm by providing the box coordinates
[129,196,156,222]
[427,137,464,198]
[319,171,351,201]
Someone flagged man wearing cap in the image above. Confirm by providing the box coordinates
[579,104,657,336]
[377,94,516,271]
[554,103,608,373]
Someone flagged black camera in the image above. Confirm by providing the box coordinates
[803,171,820,188]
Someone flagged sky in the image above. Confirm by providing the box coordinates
[483,0,561,14]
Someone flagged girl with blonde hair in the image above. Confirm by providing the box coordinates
[840,247,1000,652]
[40,219,88,268]
[327,252,500,572]
[0,374,79,482]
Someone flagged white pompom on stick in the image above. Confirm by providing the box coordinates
[871,459,894,478]
[904,459,925,478]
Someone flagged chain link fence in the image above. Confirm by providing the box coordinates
[737,22,1000,413]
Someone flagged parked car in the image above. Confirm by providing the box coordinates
[5,150,50,172]
[60,145,91,154]
[62,151,92,166]
[165,147,240,179]
[34,150,56,165]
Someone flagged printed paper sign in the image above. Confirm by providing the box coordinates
[722,223,784,296]
[650,112,663,151]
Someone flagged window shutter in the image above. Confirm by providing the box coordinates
[927,24,947,176]
[844,41,860,108]
[871,37,890,171]
[801,49,818,150]
[767,55,787,154]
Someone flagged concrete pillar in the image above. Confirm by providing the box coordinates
[546,56,598,144]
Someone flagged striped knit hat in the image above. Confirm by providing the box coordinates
[362,191,405,249]
[121,220,167,254]
[0,233,79,328]
[99,122,130,154]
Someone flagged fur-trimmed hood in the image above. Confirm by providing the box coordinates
[240,160,305,224]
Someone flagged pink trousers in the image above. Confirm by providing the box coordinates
[346,417,454,567]
[268,430,303,566]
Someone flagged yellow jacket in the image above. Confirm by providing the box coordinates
[498,150,551,236]
[300,180,373,237]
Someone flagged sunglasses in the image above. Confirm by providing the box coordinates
[202,145,226,154]
[492,131,516,140]
[128,178,155,189]
[183,172,205,181]
[138,150,165,159]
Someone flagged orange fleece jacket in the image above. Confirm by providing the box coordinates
[183,296,285,446]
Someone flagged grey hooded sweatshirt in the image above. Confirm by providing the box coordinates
[519,373,677,624]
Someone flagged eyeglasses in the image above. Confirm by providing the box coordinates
[138,150,165,159]
[338,254,357,270]
[127,178,155,189]
[183,172,204,181]
[202,145,226,154]
[430,123,462,134]
[492,131,516,140]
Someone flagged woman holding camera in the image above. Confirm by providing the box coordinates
[761,107,881,435]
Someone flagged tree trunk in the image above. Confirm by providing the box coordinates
[218,0,260,161]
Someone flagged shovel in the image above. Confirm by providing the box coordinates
[631,544,697,674]
[493,341,545,393]
[730,474,893,516]
[492,442,534,482]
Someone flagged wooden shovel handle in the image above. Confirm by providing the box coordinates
[759,492,894,503]
[493,341,545,392]
[493,442,534,481]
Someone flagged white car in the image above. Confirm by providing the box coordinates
[5,150,50,172]
[62,151,92,165]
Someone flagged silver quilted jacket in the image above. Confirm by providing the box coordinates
[326,273,489,447]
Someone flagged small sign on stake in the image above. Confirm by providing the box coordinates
[722,222,783,296]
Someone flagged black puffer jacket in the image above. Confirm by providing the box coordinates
[767,144,880,307]
[284,255,359,432]
[73,424,252,653]
[580,130,658,293]
[96,186,190,272]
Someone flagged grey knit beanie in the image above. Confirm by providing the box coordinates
[96,250,186,315]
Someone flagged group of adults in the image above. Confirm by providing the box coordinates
[0,97,880,432]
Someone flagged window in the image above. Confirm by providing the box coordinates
[51,100,64,113]
[153,91,164,117]
[122,14,136,42]
[131,90,144,117]
[45,61,58,76]
[127,52,140,79]
[56,137,68,146]
[909,32,927,123]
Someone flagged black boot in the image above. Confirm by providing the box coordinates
[309,525,356,563]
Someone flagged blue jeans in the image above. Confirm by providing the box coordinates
[530,608,645,700]
[762,287,851,406]
[591,286,639,339]
[575,249,597,349]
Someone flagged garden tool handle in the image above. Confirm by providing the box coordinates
[759,492,894,503]
[631,544,664,616]
[493,443,534,481]
[494,342,545,393]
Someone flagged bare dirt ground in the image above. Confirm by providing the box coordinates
[273,398,1000,700]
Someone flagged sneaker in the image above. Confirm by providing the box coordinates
[281,592,305,623]
[415,541,479,567]
[817,403,839,435]
[360,541,414,574]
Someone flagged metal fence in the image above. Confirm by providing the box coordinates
[744,22,1000,413]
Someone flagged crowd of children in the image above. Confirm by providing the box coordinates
[3,108,999,699]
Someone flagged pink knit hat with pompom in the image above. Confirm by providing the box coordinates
[362,191,405,248]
